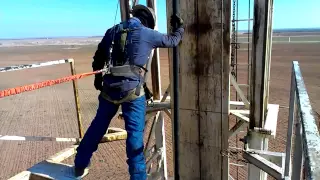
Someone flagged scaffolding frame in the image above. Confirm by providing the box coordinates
[3,0,320,179]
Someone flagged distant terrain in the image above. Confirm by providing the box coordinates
[1,28,320,47]
[0,27,319,179]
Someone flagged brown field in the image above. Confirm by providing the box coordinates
[0,42,319,180]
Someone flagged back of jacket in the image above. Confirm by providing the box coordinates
[92,17,184,100]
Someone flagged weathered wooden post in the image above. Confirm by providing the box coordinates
[166,0,231,179]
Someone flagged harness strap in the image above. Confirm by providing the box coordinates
[103,20,153,103]
[100,87,144,105]
[109,65,143,77]
[109,64,145,97]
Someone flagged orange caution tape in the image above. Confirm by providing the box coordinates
[0,69,104,98]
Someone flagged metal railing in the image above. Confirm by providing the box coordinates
[284,61,320,180]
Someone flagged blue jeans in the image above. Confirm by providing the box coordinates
[74,95,147,180]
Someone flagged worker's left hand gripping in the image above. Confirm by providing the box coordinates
[94,74,103,91]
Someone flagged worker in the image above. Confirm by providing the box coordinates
[73,4,184,180]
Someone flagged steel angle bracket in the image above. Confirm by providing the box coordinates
[243,149,286,180]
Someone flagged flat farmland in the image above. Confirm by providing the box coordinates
[0,39,319,179]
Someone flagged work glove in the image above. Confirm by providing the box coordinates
[94,74,103,91]
[170,14,184,28]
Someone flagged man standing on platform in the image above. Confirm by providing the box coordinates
[74,4,184,180]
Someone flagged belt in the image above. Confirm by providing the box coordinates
[100,86,145,105]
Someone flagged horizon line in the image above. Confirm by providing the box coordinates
[1,27,320,40]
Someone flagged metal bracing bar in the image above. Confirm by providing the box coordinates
[160,84,172,118]
[229,120,247,138]
[0,135,80,142]
[231,84,250,87]
[230,163,246,167]
[229,110,249,137]
[163,110,171,118]
[234,63,252,66]
[230,73,250,109]
[145,112,160,156]
[229,110,250,137]
[243,151,283,180]
[146,102,171,113]
[144,111,168,179]
[145,145,156,159]
[155,112,168,178]
[230,112,249,122]
[229,174,236,180]
[230,109,250,115]
[246,149,285,167]
[146,148,163,169]
[233,42,251,44]
[230,101,247,111]
[120,97,171,119]
[232,18,253,22]
[0,130,126,144]
[145,112,158,123]
[231,42,250,45]
[0,59,74,73]
[230,101,246,106]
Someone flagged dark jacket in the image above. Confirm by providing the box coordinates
[92,17,184,100]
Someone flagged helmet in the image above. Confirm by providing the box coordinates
[131,4,156,29]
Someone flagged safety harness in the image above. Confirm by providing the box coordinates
[101,21,153,104]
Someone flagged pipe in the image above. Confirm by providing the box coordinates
[172,0,180,179]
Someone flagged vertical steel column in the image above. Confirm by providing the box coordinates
[172,0,180,179]
[120,0,130,21]
[147,0,162,99]
[70,60,84,138]
[284,66,296,177]
[248,0,274,179]
[292,109,304,180]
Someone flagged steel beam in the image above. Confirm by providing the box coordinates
[249,0,274,130]
[248,0,274,179]
[243,151,283,180]
[120,0,130,21]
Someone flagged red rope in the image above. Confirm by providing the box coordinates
[0,70,104,98]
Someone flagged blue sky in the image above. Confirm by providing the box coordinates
[1,0,319,39]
